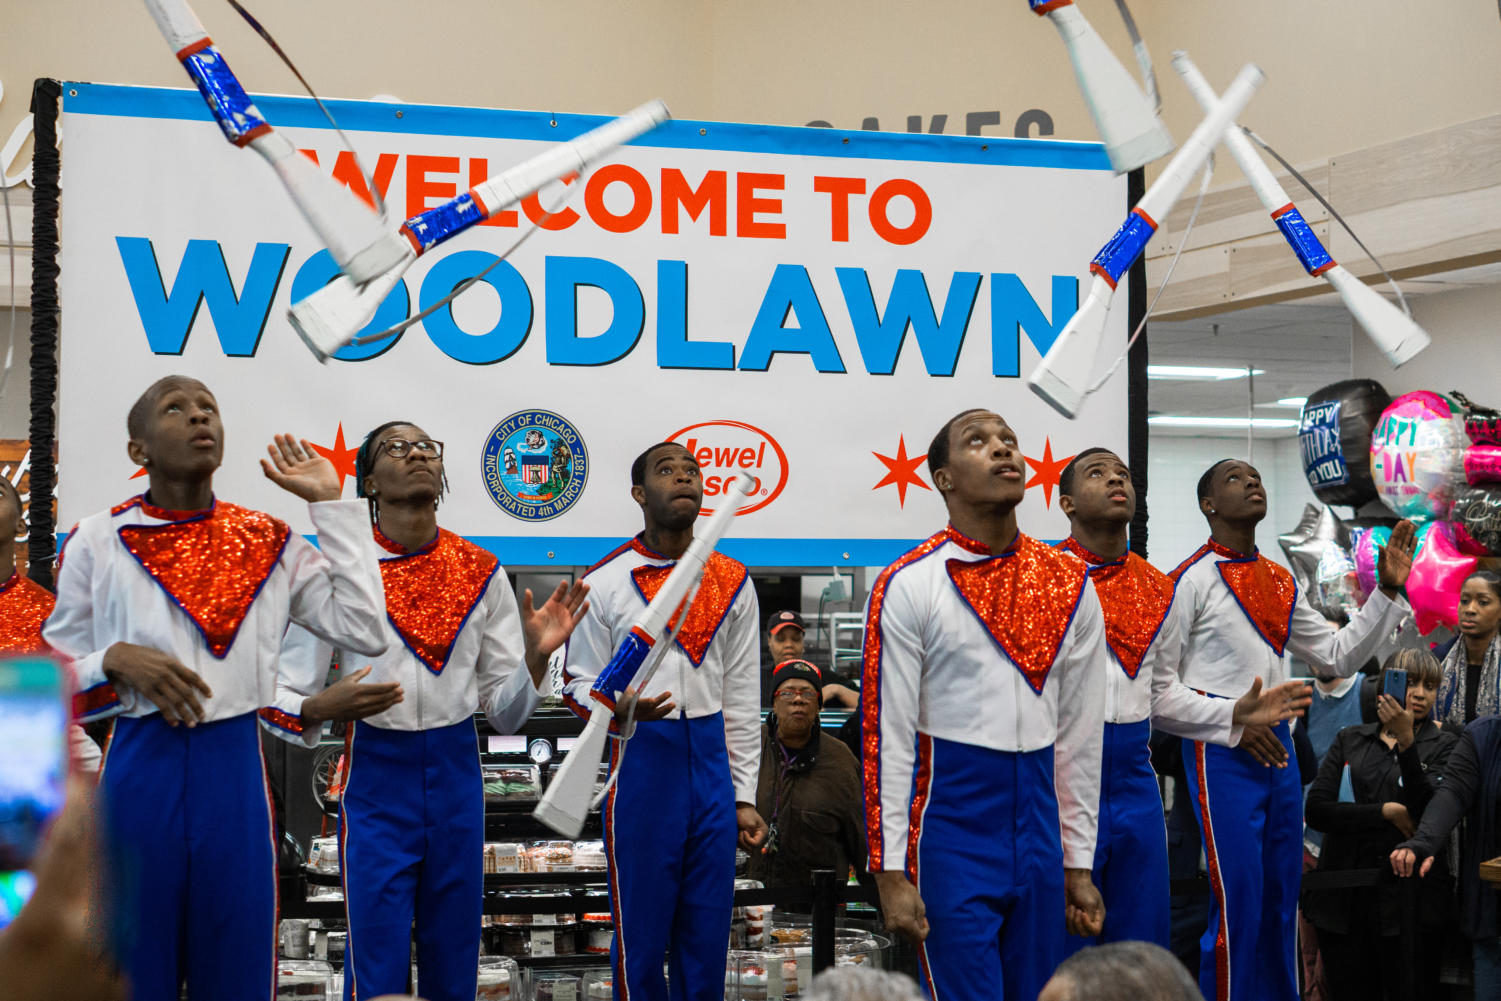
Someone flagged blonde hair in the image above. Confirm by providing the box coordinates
[1383,648,1443,691]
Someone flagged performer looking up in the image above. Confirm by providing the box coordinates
[44,375,396,1001]
[278,421,589,1001]
[864,408,1106,1001]
[1055,448,1311,953]
[562,442,766,1001]
[1166,458,1415,1001]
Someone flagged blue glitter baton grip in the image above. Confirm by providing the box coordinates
[399,193,487,255]
[1029,0,1073,12]
[1089,208,1158,289]
[589,630,653,709]
[179,44,270,146]
[1272,206,1335,276]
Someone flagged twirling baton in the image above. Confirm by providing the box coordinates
[142,0,409,285]
[533,472,756,839]
[288,100,670,361]
[1172,54,1429,369]
[1029,0,1173,173]
[1027,61,1265,419]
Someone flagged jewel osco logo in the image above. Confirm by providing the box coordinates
[481,410,588,521]
[667,420,788,516]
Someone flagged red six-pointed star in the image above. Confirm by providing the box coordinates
[1024,438,1075,508]
[872,436,931,508]
[310,423,360,495]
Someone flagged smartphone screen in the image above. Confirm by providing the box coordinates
[1383,667,1409,708]
[0,656,68,928]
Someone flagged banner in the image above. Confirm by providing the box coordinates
[56,83,1127,568]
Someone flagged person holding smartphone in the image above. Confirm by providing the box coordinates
[1305,649,1456,999]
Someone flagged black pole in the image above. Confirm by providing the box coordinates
[27,79,61,590]
[1125,166,1150,560]
[810,868,837,973]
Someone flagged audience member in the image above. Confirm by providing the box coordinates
[802,966,925,1001]
[1392,712,1501,994]
[1436,571,1501,727]
[1037,940,1206,1001]
[746,660,864,891]
[762,608,860,708]
[1304,650,1456,999]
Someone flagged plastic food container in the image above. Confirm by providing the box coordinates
[307,836,340,874]
[533,971,582,1001]
[280,918,311,959]
[523,840,576,873]
[725,949,786,1001]
[580,918,613,955]
[484,842,522,874]
[491,889,576,926]
[276,959,334,999]
[483,765,541,802]
[495,921,579,958]
[584,971,613,1001]
[476,956,520,1000]
[572,840,607,871]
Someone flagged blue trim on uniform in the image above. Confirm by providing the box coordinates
[61,83,1113,170]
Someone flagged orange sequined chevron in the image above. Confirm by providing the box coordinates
[0,573,55,653]
[377,528,499,674]
[117,499,290,658]
[946,532,1088,694]
[1060,539,1175,680]
[630,545,749,666]
[1213,544,1297,656]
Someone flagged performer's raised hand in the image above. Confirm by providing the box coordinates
[1377,519,1418,594]
[522,581,591,685]
[261,434,342,503]
[103,642,213,726]
[300,666,403,725]
[1064,868,1105,937]
[1232,677,1313,728]
[1237,722,1289,768]
[874,872,929,944]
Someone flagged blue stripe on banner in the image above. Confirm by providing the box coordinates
[61,83,1112,171]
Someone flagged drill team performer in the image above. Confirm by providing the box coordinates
[1055,448,1312,952]
[562,442,767,1001]
[864,409,1107,1001]
[45,376,394,1000]
[1166,458,1415,1001]
[277,421,590,1001]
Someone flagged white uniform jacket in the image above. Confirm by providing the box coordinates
[561,536,761,806]
[1057,538,1237,745]
[1166,538,1410,700]
[271,528,546,741]
[46,496,387,744]
[862,528,1107,872]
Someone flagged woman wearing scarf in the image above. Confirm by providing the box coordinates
[1434,571,1501,727]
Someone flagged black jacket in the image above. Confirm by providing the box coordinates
[1303,718,1458,934]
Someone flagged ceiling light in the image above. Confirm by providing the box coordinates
[1149,416,1300,429]
[1276,397,1307,407]
[1147,365,1266,380]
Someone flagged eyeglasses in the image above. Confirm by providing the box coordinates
[774,689,817,704]
[378,438,444,459]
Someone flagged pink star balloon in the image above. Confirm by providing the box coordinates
[1406,520,1478,635]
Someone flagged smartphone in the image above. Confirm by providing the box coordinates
[1383,667,1409,708]
[0,656,69,929]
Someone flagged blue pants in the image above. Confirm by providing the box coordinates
[100,712,277,1001]
[909,735,1063,1001]
[340,718,483,1001]
[1064,719,1170,954]
[1183,721,1301,1001]
[605,714,736,1001]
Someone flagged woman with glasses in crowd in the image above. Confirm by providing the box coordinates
[1304,649,1457,999]
[276,421,590,1001]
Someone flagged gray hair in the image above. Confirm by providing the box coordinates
[1048,941,1205,1001]
[802,967,925,1001]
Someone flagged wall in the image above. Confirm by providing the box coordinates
[1352,281,1501,402]
[1146,432,1315,571]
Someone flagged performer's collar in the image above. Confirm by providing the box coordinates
[0,569,18,594]
[945,524,1018,557]
[139,493,216,522]
[1207,536,1257,561]
[374,523,441,556]
[631,533,692,562]
[1061,536,1125,568]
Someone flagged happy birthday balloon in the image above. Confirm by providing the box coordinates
[1369,391,1468,520]
[1406,520,1477,635]
[1299,380,1392,508]
[1452,485,1501,557]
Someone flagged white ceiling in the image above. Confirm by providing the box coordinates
[1146,262,1501,436]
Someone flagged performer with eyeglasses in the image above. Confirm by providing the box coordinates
[745,659,865,892]
[276,421,591,1001]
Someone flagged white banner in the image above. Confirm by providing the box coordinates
[56,83,1128,568]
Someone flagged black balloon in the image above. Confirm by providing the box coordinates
[1299,379,1392,508]
[1452,485,1501,556]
